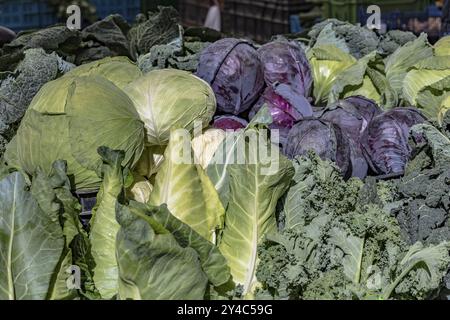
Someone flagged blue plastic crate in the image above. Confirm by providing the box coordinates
[91,0,140,22]
[357,5,441,33]
[0,0,141,32]
[0,0,57,32]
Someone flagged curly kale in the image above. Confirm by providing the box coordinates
[256,152,450,300]
[387,124,450,299]
[392,124,450,246]
[308,19,379,59]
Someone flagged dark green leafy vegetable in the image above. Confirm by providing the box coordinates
[256,153,450,300]
[308,19,379,59]
[129,6,180,58]
[378,30,417,56]
[0,48,73,157]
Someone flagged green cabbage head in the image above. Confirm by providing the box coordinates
[403,57,450,123]
[308,44,356,106]
[434,36,450,57]
[125,69,216,147]
[63,56,142,90]
[4,76,145,191]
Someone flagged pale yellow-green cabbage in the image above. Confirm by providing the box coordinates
[64,56,142,90]
[125,69,217,147]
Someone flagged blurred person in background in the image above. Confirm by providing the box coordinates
[204,0,223,31]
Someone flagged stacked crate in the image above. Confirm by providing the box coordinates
[0,0,141,32]
[223,0,314,42]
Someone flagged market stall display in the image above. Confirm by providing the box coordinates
[1,7,450,300]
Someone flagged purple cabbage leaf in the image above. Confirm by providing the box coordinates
[318,96,381,178]
[249,84,313,145]
[258,38,312,97]
[361,108,427,177]
[283,118,351,178]
[213,115,248,131]
[196,38,264,115]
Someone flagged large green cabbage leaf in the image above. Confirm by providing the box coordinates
[213,116,294,296]
[149,130,225,242]
[434,36,450,57]
[384,34,433,100]
[415,76,450,124]
[403,57,450,120]
[308,44,356,106]
[116,202,231,300]
[329,51,397,107]
[0,161,85,300]
[89,148,127,299]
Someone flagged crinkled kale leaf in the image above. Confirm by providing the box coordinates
[256,152,450,300]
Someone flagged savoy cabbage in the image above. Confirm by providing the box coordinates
[0,48,74,156]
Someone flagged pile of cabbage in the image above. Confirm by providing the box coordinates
[1,17,450,300]
[195,30,450,181]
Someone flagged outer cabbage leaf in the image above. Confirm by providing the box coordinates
[0,161,84,300]
[67,77,144,175]
[308,44,356,105]
[416,76,450,124]
[116,202,231,300]
[384,34,433,100]
[311,23,350,54]
[434,36,450,56]
[126,69,216,147]
[64,56,142,90]
[149,130,225,242]
[89,148,127,299]
[206,106,274,209]
[402,58,450,110]
[0,172,65,300]
[329,52,396,107]
[217,125,294,296]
